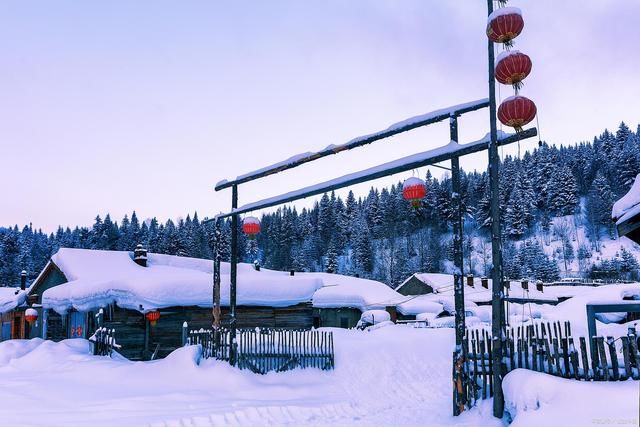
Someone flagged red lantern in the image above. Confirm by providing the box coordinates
[403,177,426,209]
[146,311,160,326]
[25,308,38,325]
[487,7,524,46]
[498,96,537,132]
[495,50,532,91]
[242,217,261,239]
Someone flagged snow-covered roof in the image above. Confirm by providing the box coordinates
[612,173,640,223]
[39,248,408,315]
[42,248,323,314]
[0,287,27,314]
[396,296,444,316]
[405,273,556,304]
[310,273,404,311]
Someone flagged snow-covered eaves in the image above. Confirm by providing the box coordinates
[310,273,405,311]
[40,248,408,316]
[42,248,323,315]
[0,287,27,314]
[612,174,640,221]
[215,99,489,191]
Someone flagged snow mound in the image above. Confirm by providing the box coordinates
[0,287,27,314]
[310,273,404,311]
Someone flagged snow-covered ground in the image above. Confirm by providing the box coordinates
[1,322,638,426]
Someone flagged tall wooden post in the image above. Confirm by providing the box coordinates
[213,218,222,330]
[487,0,505,418]
[450,115,465,347]
[230,184,238,366]
[451,114,466,415]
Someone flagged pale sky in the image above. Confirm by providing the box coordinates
[1,1,639,231]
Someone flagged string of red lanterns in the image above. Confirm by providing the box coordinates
[488,2,537,133]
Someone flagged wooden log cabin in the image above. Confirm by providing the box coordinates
[8,247,410,358]
[22,247,321,360]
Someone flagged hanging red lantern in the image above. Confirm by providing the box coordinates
[242,216,261,239]
[145,311,160,326]
[487,7,524,47]
[25,308,38,325]
[495,50,532,91]
[498,96,537,132]
[403,177,426,209]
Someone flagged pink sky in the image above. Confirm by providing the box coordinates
[1,1,639,231]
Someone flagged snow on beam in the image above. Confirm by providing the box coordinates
[216,127,537,219]
[214,99,490,191]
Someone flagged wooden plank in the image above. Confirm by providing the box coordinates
[561,337,571,378]
[569,338,580,380]
[552,338,562,376]
[597,337,609,381]
[580,337,590,380]
[607,337,619,381]
[621,337,631,380]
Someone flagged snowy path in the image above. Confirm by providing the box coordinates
[0,328,497,426]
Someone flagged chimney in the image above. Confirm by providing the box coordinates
[20,270,27,290]
[134,244,148,267]
[481,277,489,289]
[521,279,528,291]
[466,274,474,287]
[385,306,398,323]
[503,279,510,290]
[253,261,261,271]
[536,280,544,292]
[290,270,295,276]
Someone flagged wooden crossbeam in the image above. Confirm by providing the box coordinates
[215,127,537,219]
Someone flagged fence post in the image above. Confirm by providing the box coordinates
[182,321,188,346]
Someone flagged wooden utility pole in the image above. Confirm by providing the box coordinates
[213,218,222,329]
[450,115,465,347]
[230,184,238,366]
[487,0,505,418]
[451,114,467,415]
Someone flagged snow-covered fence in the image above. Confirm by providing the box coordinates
[185,327,335,374]
[454,321,640,412]
[89,327,120,357]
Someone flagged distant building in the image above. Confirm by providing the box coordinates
[612,174,640,244]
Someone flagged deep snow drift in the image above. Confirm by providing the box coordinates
[1,324,637,426]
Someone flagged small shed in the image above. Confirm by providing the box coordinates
[395,273,455,296]
[311,273,404,328]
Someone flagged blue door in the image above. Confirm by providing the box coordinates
[69,312,86,338]
[1,322,10,341]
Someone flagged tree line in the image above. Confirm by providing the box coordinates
[1,122,639,287]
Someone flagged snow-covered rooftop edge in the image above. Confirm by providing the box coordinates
[613,173,640,223]
[39,248,409,315]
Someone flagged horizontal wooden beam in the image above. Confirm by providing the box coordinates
[215,99,489,191]
[215,127,537,219]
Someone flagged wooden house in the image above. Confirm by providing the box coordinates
[0,272,31,341]
[25,248,321,360]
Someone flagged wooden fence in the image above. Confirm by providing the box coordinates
[89,327,120,357]
[454,321,640,412]
[185,327,335,374]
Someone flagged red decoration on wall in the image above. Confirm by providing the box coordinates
[495,51,532,91]
[242,217,261,239]
[145,311,160,326]
[402,177,427,209]
[25,308,38,325]
[487,7,524,47]
[498,96,537,132]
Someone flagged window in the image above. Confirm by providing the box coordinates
[69,312,86,338]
